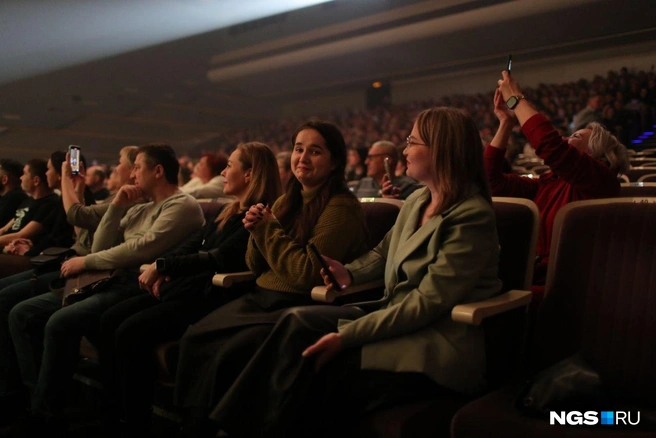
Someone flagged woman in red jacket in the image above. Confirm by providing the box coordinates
[487,71,629,286]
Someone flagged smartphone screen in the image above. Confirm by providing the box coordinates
[507,54,512,74]
[308,243,342,291]
[69,145,81,175]
[384,157,394,182]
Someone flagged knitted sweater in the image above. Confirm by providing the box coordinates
[246,189,367,294]
[84,191,204,271]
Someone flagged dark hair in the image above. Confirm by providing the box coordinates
[276,119,354,245]
[136,143,179,184]
[415,107,491,215]
[202,152,228,177]
[50,151,66,176]
[0,159,24,186]
[26,158,48,187]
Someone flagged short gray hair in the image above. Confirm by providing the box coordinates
[586,122,630,174]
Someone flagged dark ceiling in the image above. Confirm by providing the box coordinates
[0,0,654,163]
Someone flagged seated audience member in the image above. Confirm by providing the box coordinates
[85,166,110,201]
[352,140,420,199]
[97,142,283,436]
[345,146,367,182]
[0,148,137,429]
[207,107,502,438]
[178,164,193,187]
[4,152,80,259]
[0,159,27,227]
[173,120,368,437]
[8,144,204,435]
[0,155,68,278]
[487,72,629,285]
[571,93,604,133]
[276,151,293,190]
[181,152,231,200]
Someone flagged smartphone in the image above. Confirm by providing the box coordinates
[384,157,394,182]
[506,54,512,75]
[308,242,342,291]
[68,145,81,175]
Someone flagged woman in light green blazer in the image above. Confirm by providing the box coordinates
[208,107,502,438]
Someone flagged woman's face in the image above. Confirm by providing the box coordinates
[115,153,134,186]
[46,159,60,189]
[196,156,211,181]
[221,149,250,199]
[404,122,431,184]
[291,129,335,191]
[347,149,361,167]
[568,128,592,154]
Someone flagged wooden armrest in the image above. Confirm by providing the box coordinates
[212,271,255,288]
[451,289,532,326]
[311,279,385,303]
[139,264,151,273]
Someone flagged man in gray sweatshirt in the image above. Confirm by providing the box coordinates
[8,143,204,435]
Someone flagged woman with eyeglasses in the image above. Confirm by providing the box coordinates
[487,71,629,286]
[206,107,502,437]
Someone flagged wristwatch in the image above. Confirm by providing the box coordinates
[505,94,525,110]
[156,258,166,273]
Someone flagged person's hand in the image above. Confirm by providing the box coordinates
[243,203,274,231]
[302,332,343,371]
[381,174,401,199]
[113,185,145,208]
[6,238,32,255]
[61,256,87,278]
[493,88,516,125]
[138,263,160,292]
[151,275,171,300]
[497,70,523,102]
[63,153,87,200]
[320,256,351,291]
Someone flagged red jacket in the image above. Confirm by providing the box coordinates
[485,114,619,281]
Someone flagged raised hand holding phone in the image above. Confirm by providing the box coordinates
[308,243,351,291]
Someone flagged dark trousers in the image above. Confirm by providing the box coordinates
[0,269,59,394]
[0,254,32,280]
[211,305,448,438]
[9,272,143,419]
[98,293,223,425]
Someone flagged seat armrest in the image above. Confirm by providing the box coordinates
[311,279,385,303]
[212,271,255,288]
[451,289,532,326]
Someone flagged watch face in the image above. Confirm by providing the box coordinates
[506,96,519,110]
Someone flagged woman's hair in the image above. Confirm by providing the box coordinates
[276,119,354,245]
[215,142,283,231]
[415,107,492,215]
[120,146,139,166]
[50,151,66,176]
[586,122,630,174]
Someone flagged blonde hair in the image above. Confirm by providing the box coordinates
[586,123,630,174]
[415,107,491,215]
[120,146,139,166]
[215,142,283,230]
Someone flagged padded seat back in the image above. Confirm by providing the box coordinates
[491,197,539,293]
[359,198,403,250]
[535,198,656,403]
[619,182,656,197]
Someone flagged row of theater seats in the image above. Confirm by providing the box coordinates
[76,194,655,437]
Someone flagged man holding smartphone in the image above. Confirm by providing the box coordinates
[352,140,420,200]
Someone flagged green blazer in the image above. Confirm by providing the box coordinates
[338,188,501,394]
